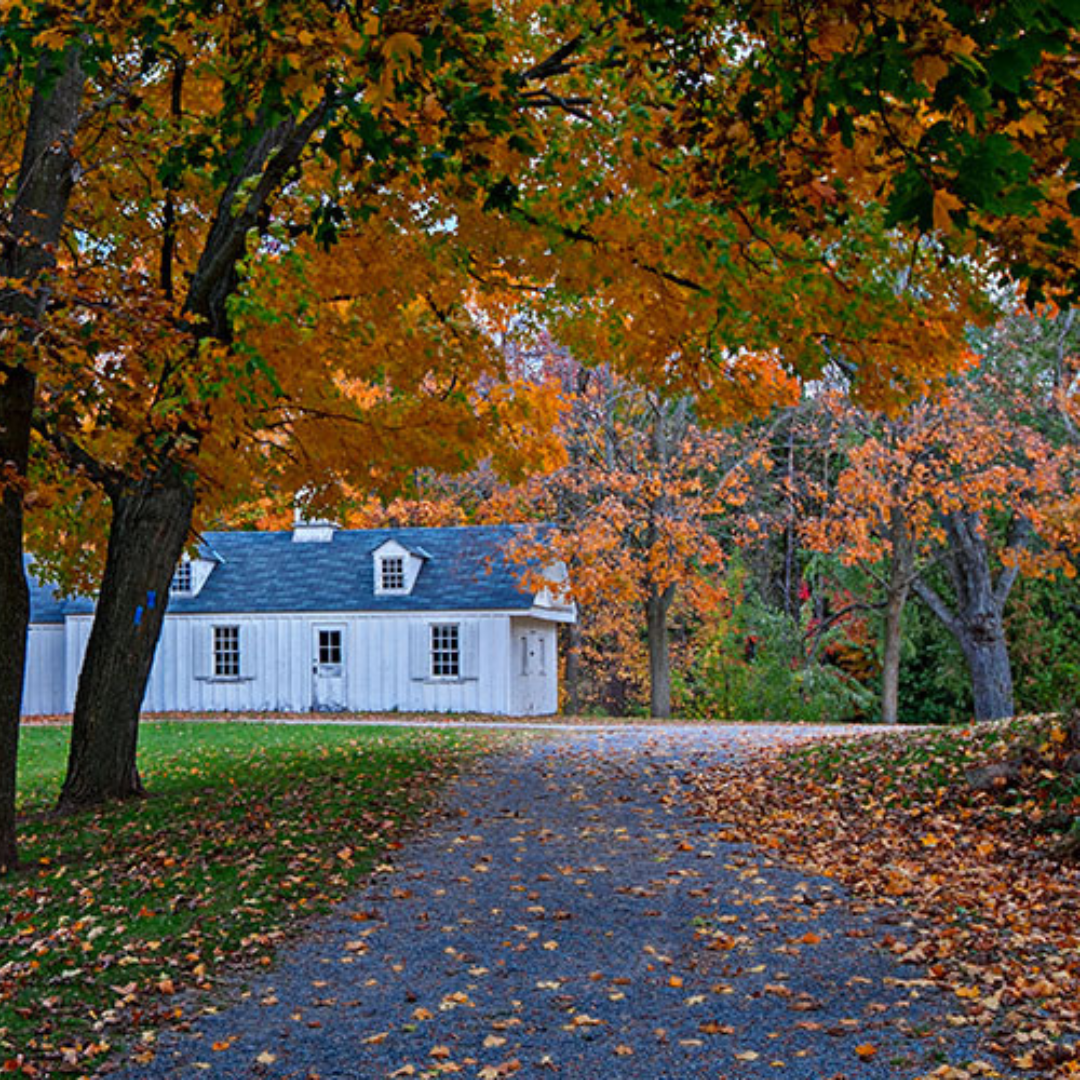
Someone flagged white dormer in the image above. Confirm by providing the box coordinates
[373,539,428,596]
[170,555,216,598]
[532,561,576,617]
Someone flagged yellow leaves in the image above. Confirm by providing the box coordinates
[933,188,965,233]
[382,32,422,63]
[31,27,70,50]
[913,53,951,91]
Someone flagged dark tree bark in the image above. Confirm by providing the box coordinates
[57,474,195,810]
[642,395,687,720]
[646,582,676,718]
[913,510,1025,722]
[0,46,85,871]
[0,368,34,872]
[880,508,915,725]
[562,621,582,715]
[58,96,333,810]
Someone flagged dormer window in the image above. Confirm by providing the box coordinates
[380,555,406,592]
[373,539,427,596]
[171,561,193,595]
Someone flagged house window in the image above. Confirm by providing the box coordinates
[213,625,241,678]
[431,623,460,678]
[171,561,193,595]
[380,555,406,591]
[318,628,342,666]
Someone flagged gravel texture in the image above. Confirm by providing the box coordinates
[114,724,1002,1079]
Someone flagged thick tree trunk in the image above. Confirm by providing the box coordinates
[0,370,33,872]
[646,583,675,719]
[959,619,1014,722]
[913,510,1023,723]
[57,475,195,811]
[0,46,85,870]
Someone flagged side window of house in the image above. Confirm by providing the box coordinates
[381,555,405,591]
[213,625,241,678]
[431,623,460,678]
[171,561,193,595]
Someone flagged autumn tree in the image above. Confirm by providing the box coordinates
[4,0,1079,869]
[0,0,633,860]
[0,38,86,871]
[799,357,1076,722]
[477,343,771,717]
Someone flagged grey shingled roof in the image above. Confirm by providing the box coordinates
[29,525,544,621]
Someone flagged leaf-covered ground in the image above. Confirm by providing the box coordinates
[98,724,1000,1080]
[1,721,495,1079]
[686,716,1080,1078]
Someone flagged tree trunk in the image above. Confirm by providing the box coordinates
[562,621,582,715]
[0,46,85,870]
[959,620,1014,722]
[880,509,914,725]
[0,369,34,872]
[646,583,675,719]
[57,475,195,811]
[880,586,907,725]
[912,510,1023,723]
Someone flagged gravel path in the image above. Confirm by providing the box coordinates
[117,725,999,1079]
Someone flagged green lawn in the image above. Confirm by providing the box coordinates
[3,720,492,1078]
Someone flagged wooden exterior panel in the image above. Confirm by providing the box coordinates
[23,625,65,715]
[38,609,556,717]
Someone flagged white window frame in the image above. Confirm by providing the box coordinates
[171,561,193,595]
[213,625,241,679]
[379,555,406,592]
[430,623,460,679]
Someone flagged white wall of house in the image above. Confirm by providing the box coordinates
[60,609,561,716]
[23,625,66,716]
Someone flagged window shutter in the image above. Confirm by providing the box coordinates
[193,624,210,680]
[460,621,479,680]
[239,623,256,679]
[409,622,429,680]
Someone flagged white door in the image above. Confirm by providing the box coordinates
[312,625,347,711]
[513,628,549,716]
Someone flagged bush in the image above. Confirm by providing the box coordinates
[676,568,872,723]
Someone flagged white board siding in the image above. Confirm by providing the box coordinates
[49,609,557,716]
[130,612,516,715]
[24,625,66,715]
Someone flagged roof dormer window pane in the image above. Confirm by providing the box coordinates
[381,555,405,591]
[171,561,193,595]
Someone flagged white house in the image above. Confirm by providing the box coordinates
[24,523,574,717]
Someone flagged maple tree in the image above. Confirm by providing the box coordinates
[0,34,87,872]
[479,346,767,717]
[0,0,618,841]
[2,0,1078,872]
[796,350,1076,723]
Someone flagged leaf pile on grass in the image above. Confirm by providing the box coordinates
[1,721,494,1079]
[686,716,1080,1079]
